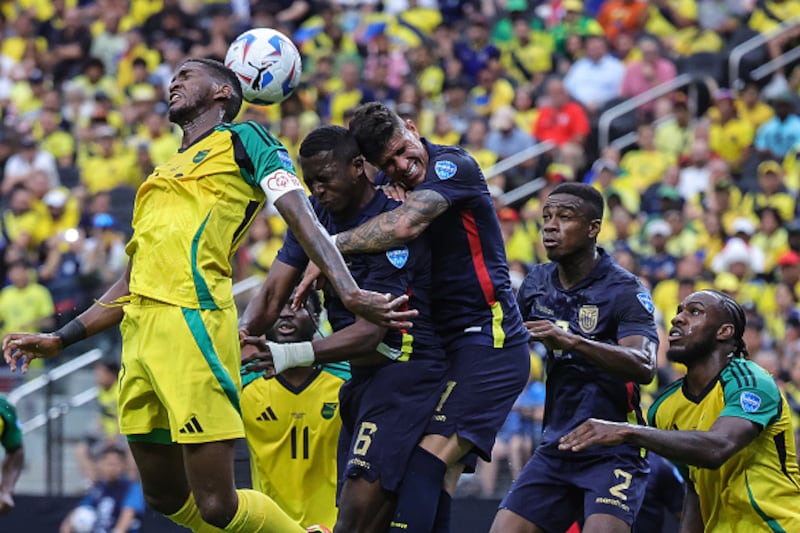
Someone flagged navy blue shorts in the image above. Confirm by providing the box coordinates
[337,358,447,494]
[499,449,650,532]
[426,341,530,464]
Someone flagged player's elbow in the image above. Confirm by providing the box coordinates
[634,361,657,384]
[393,219,424,241]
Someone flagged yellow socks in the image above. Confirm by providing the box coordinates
[224,489,305,533]
[165,493,225,533]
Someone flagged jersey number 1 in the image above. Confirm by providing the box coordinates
[291,426,309,459]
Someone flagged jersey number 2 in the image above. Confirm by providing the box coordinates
[609,469,632,501]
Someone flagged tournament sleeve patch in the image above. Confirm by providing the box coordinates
[259,169,304,203]
[636,292,655,314]
[434,160,457,180]
[386,246,409,268]
[277,150,296,171]
[740,391,762,413]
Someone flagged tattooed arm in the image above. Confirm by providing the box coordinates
[335,189,450,254]
[271,190,416,328]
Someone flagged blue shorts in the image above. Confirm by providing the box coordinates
[499,449,649,532]
[338,358,448,493]
[426,341,530,464]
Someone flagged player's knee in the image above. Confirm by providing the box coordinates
[142,487,186,516]
[195,493,237,528]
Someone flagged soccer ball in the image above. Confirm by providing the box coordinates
[225,27,302,106]
[70,505,97,533]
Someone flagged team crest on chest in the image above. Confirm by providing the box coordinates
[434,160,457,180]
[578,305,599,333]
[321,402,338,419]
[386,246,409,268]
[193,149,211,163]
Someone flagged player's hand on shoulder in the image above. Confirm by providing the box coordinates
[558,418,627,452]
[240,336,277,379]
[347,290,418,329]
[379,183,408,202]
[3,332,62,373]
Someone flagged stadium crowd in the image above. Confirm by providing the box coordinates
[1,0,800,513]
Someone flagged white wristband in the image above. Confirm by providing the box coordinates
[267,341,315,375]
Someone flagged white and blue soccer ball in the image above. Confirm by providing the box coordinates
[70,505,97,533]
[225,27,303,106]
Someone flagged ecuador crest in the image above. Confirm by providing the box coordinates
[578,305,598,333]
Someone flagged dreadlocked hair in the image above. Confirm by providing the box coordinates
[707,289,749,358]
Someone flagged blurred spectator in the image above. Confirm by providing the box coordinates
[462,116,498,171]
[0,259,54,339]
[454,14,500,85]
[468,65,515,117]
[326,59,375,126]
[501,13,552,88]
[654,93,695,159]
[364,32,410,92]
[640,218,678,287]
[79,213,128,293]
[737,81,775,132]
[77,125,139,194]
[678,139,714,200]
[533,77,590,146]
[620,36,677,111]
[712,220,766,275]
[551,0,603,55]
[2,184,44,251]
[751,206,790,273]
[596,0,649,42]
[486,106,536,188]
[47,8,93,86]
[75,359,128,485]
[563,35,624,115]
[754,92,800,160]
[619,124,676,193]
[61,446,144,533]
[742,160,796,224]
[2,135,59,195]
[707,89,754,175]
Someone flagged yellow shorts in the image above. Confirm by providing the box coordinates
[118,295,244,444]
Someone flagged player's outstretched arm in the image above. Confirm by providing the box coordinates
[334,189,449,255]
[241,316,389,376]
[273,190,416,329]
[558,416,760,469]
[3,263,132,373]
[525,320,656,383]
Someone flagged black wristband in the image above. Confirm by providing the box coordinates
[54,320,87,348]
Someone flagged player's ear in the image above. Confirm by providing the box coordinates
[716,322,735,342]
[214,83,233,103]
[351,155,365,173]
[587,218,602,239]
[404,119,420,137]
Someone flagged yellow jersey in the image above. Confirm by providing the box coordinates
[649,358,800,532]
[126,121,301,309]
[241,366,347,531]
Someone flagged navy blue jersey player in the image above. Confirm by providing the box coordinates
[312,102,530,531]
[239,126,447,533]
[491,183,658,533]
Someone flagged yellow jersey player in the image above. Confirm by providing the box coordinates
[560,290,800,532]
[241,289,346,532]
[2,58,412,533]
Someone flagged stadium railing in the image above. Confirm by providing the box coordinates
[728,17,800,89]
[749,43,800,84]
[484,141,557,208]
[598,73,717,150]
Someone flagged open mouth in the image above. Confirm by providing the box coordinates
[276,322,297,335]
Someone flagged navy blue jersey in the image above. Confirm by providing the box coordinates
[385,139,527,350]
[516,248,658,458]
[277,191,443,362]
